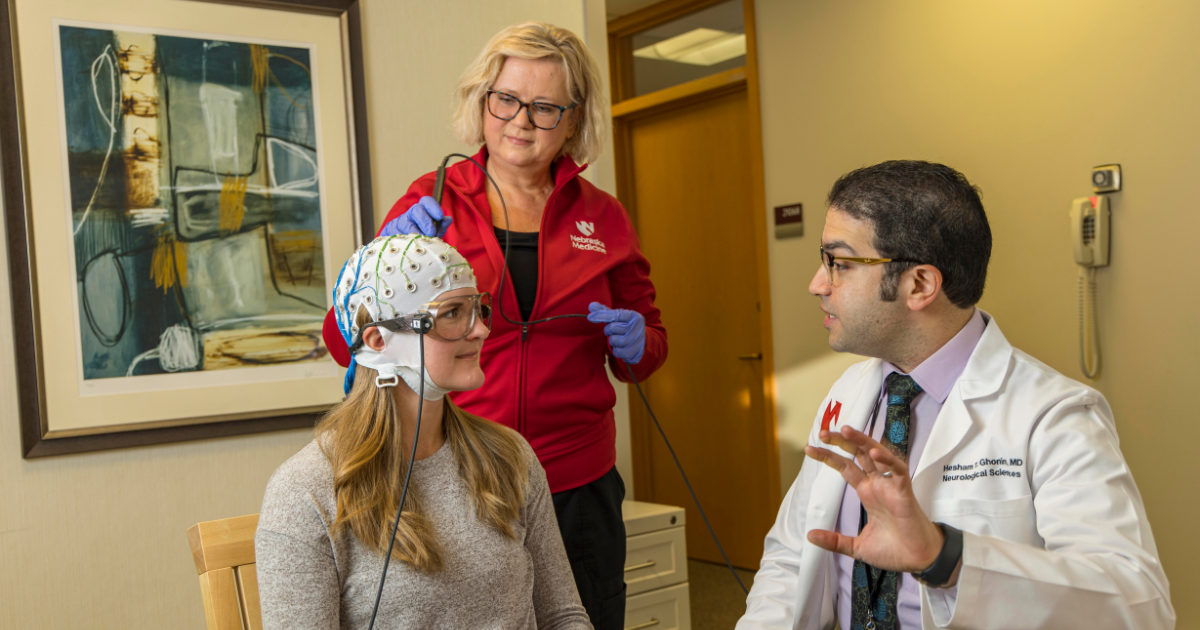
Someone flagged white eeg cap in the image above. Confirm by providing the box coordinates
[332,234,477,399]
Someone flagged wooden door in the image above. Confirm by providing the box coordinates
[622,87,775,569]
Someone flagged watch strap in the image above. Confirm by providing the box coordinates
[913,522,963,587]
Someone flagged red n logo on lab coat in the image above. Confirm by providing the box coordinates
[821,401,842,432]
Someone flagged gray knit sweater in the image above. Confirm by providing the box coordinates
[255,436,593,630]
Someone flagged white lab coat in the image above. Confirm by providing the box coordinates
[738,315,1174,630]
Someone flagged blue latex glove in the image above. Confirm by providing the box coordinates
[380,196,453,238]
[587,302,646,365]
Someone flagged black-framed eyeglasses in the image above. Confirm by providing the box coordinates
[349,293,492,354]
[486,89,577,130]
[820,247,924,287]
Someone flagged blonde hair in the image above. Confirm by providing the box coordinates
[452,22,607,164]
[317,313,529,572]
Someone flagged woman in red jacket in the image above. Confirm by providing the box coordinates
[322,22,666,629]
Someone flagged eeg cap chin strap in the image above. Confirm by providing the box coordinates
[333,234,477,400]
[359,334,452,401]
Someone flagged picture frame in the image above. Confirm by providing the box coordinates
[1,0,374,457]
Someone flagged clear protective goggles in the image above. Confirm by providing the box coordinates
[349,292,492,353]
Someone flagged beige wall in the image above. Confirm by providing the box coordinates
[0,1,625,628]
[757,0,1200,626]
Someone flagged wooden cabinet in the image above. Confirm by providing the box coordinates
[623,500,690,630]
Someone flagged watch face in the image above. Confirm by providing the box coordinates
[916,523,964,587]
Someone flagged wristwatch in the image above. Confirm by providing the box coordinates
[912,522,963,587]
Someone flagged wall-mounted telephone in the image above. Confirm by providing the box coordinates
[1070,196,1110,268]
[1070,193,1112,379]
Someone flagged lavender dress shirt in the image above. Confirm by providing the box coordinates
[834,308,986,630]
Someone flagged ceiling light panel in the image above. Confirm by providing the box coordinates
[633,28,746,66]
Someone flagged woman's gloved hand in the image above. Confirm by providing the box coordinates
[380,196,453,238]
[587,303,645,364]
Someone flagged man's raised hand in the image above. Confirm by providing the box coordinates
[804,426,947,576]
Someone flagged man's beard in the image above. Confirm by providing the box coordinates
[830,305,904,361]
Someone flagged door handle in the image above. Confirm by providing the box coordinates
[738,353,763,360]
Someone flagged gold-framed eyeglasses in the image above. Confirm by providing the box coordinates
[486,89,577,130]
[820,247,923,287]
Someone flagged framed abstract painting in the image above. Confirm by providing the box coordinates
[0,0,374,457]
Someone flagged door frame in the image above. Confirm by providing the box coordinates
[608,0,781,511]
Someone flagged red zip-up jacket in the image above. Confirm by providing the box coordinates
[322,147,667,493]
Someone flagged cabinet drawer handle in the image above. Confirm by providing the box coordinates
[624,560,656,572]
[625,619,660,630]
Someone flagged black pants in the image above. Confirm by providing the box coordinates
[552,466,627,630]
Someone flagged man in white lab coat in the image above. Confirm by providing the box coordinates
[737,161,1174,630]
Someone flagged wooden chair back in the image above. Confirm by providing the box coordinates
[186,514,262,630]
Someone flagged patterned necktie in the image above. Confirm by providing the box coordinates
[850,372,922,630]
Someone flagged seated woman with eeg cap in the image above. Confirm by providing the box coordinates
[255,235,592,630]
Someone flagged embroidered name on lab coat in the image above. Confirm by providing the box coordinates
[942,457,1025,481]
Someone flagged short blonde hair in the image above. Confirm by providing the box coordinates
[453,22,607,164]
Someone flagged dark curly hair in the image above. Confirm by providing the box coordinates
[827,161,992,308]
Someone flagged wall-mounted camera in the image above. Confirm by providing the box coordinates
[1091,164,1121,194]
